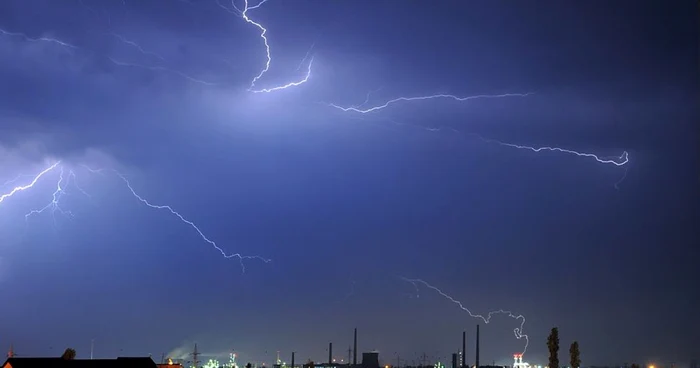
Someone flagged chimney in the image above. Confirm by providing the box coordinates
[329,343,333,364]
[353,328,357,366]
[292,352,295,368]
[475,325,480,368]
[462,331,466,367]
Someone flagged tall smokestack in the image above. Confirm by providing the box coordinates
[353,328,357,366]
[292,352,295,368]
[329,343,333,364]
[475,325,480,368]
[462,331,466,367]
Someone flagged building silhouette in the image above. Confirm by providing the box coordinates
[3,357,157,368]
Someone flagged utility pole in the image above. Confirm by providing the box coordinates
[396,354,401,368]
[191,344,201,368]
[348,347,352,365]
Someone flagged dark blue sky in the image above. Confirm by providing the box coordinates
[0,0,698,367]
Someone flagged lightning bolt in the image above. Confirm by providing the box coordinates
[222,0,313,92]
[239,0,271,90]
[0,28,77,50]
[0,162,61,205]
[330,92,630,167]
[84,166,271,271]
[2,160,269,271]
[295,41,316,71]
[476,135,630,166]
[24,166,75,226]
[107,32,166,62]
[402,277,530,355]
[614,166,629,190]
[105,30,219,85]
[0,161,91,230]
[23,166,92,225]
[2,26,214,86]
[340,280,356,302]
[251,57,313,93]
[108,57,218,86]
[327,93,533,113]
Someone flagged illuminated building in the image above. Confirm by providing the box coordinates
[157,358,185,368]
[513,354,530,368]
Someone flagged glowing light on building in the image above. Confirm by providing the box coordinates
[204,359,221,368]
[514,354,531,368]
[226,353,239,368]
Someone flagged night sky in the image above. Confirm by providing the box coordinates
[1,1,698,367]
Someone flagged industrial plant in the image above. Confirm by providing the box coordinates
[2,325,530,368]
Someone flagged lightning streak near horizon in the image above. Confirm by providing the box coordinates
[402,277,530,355]
[219,0,313,92]
[1,161,269,271]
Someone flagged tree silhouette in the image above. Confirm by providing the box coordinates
[246,363,252,368]
[547,328,559,368]
[61,348,77,360]
[569,341,580,368]
[630,364,640,368]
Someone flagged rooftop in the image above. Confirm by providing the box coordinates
[3,357,157,368]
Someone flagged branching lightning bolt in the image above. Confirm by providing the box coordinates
[220,0,313,92]
[83,166,270,271]
[402,277,530,355]
[2,161,269,271]
[0,162,90,229]
[24,166,75,225]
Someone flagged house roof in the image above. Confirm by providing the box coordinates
[2,357,157,368]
